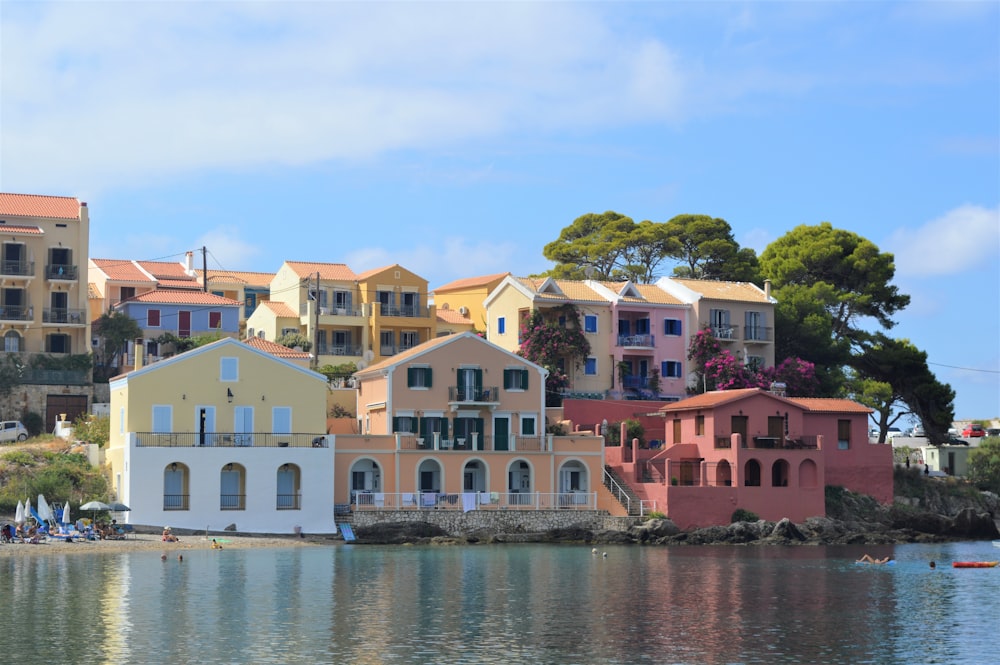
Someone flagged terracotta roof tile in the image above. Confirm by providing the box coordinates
[137,260,192,280]
[657,388,761,412]
[514,277,607,303]
[156,279,202,290]
[243,336,311,359]
[434,272,510,293]
[123,290,241,306]
[0,193,82,219]
[0,224,44,235]
[91,259,155,282]
[436,308,473,324]
[258,301,299,317]
[206,270,275,288]
[788,398,872,414]
[358,334,459,375]
[285,261,357,280]
[670,278,771,303]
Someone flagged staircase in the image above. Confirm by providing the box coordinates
[604,465,643,516]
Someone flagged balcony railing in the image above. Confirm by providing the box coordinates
[397,433,548,452]
[622,376,649,389]
[712,325,738,341]
[743,435,819,450]
[220,494,246,510]
[277,494,301,510]
[0,305,31,321]
[0,260,33,276]
[135,432,329,448]
[163,494,189,511]
[447,386,500,403]
[43,308,86,324]
[617,334,654,347]
[379,304,429,318]
[315,344,363,357]
[743,326,773,342]
[46,264,78,280]
[350,491,596,511]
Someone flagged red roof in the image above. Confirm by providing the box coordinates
[0,193,82,219]
[257,301,298,317]
[244,336,311,359]
[123,290,240,306]
[285,261,357,281]
[91,259,155,282]
[0,224,44,235]
[433,272,510,292]
[137,260,193,280]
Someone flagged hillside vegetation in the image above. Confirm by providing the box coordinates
[0,439,109,515]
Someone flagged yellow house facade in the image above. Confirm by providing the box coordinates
[0,193,90,356]
[107,337,333,534]
[431,272,509,333]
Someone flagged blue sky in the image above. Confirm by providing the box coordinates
[2,2,997,421]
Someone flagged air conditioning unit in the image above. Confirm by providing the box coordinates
[319,307,330,315]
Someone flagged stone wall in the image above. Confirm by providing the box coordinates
[1,383,95,424]
[350,509,638,536]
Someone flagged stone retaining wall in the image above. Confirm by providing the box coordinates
[350,510,638,535]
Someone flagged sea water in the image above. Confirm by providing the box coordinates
[3,541,999,664]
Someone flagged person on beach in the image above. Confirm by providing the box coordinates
[162,526,179,542]
[211,538,223,550]
[857,554,892,564]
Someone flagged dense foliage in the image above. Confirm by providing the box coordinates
[72,414,110,448]
[602,419,645,447]
[518,306,591,406]
[0,446,109,514]
[276,332,312,352]
[686,327,819,396]
[967,437,1000,495]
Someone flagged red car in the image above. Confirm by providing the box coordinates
[962,424,985,437]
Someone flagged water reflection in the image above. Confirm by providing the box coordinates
[3,542,998,664]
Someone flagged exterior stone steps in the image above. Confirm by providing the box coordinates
[604,465,643,516]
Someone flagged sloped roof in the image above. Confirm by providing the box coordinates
[433,272,510,293]
[243,336,311,359]
[514,277,607,303]
[656,388,763,412]
[0,193,81,219]
[156,279,202,290]
[284,261,357,280]
[123,290,241,306]
[137,260,193,281]
[669,278,770,303]
[0,224,44,235]
[787,398,872,414]
[88,282,103,299]
[257,301,298,318]
[91,259,154,282]
[436,308,473,324]
[358,334,458,375]
[206,270,275,288]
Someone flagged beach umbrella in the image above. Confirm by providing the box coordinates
[25,498,32,524]
[15,500,24,524]
[107,502,130,512]
[79,500,111,524]
[62,501,71,526]
[37,494,52,523]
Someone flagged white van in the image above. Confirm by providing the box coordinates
[0,420,28,442]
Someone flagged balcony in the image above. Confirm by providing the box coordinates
[622,376,649,389]
[711,325,738,341]
[379,304,429,318]
[43,308,86,325]
[0,304,32,322]
[743,326,773,343]
[447,385,500,404]
[46,264,78,280]
[135,432,329,448]
[315,344,362,357]
[617,334,654,348]
[350,491,596,511]
[0,259,33,277]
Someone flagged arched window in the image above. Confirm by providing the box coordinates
[744,459,761,487]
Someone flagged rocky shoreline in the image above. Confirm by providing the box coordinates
[353,487,1000,547]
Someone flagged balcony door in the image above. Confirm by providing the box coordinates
[178,310,191,338]
[234,406,254,446]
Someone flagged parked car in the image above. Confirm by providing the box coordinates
[0,420,28,443]
[962,424,985,437]
[886,427,904,439]
[911,425,926,438]
[987,428,1000,437]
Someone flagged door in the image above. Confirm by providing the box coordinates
[234,406,254,446]
[197,407,216,446]
[50,291,68,322]
[45,394,88,433]
[731,415,748,447]
[494,416,509,451]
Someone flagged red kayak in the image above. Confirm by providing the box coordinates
[951,561,999,568]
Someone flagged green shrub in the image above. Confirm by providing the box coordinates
[2,450,37,466]
[731,508,760,523]
[645,510,667,520]
[72,414,110,447]
[21,411,44,437]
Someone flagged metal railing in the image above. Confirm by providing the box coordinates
[397,434,546,452]
[163,495,189,511]
[0,305,32,321]
[379,304,429,318]
[42,307,86,324]
[315,344,363,357]
[447,386,500,403]
[743,325,773,342]
[617,334,655,347]
[135,432,329,448]
[712,325,738,341]
[350,491,597,511]
[220,494,245,510]
[0,260,33,276]
[277,495,301,510]
[603,469,632,516]
[46,264,79,280]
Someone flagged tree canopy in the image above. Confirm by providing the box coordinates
[662,214,760,281]
[95,311,142,369]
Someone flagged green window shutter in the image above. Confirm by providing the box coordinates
[426,367,433,387]
[503,369,511,389]
[392,416,400,432]
[520,369,529,389]
[420,417,429,439]
[474,368,483,391]
[407,367,415,387]
[475,417,484,434]
[457,370,466,392]
[441,419,449,438]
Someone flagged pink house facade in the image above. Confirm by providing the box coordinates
[604,388,892,529]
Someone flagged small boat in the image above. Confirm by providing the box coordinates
[951,561,999,568]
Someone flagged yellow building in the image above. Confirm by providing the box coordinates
[0,193,90,355]
[430,272,509,333]
[107,337,332,534]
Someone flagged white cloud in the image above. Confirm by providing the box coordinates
[0,3,689,194]
[889,204,1000,278]
[196,228,263,272]
[345,237,519,289]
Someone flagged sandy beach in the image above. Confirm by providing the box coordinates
[0,530,338,557]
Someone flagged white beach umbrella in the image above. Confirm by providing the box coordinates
[62,501,71,525]
[25,498,32,524]
[37,494,52,523]
[15,500,24,524]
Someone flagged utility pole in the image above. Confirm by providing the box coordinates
[201,246,207,292]
[312,271,320,370]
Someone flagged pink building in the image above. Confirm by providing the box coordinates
[603,387,892,528]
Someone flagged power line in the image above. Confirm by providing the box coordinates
[927,361,1000,375]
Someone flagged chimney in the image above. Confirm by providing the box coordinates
[134,339,144,371]
[185,251,194,274]
[764,279,772,299]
